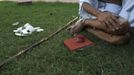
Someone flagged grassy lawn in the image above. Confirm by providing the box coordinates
[0,1,134,75]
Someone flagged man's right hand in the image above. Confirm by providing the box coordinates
[97,12,120,31]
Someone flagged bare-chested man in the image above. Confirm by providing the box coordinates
[69,0,130,45]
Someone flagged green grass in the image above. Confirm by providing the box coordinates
[0,1,134,75]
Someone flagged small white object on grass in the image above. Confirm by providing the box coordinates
[12,22,19,26]
[15,33,27,36]
[34,27,44,32]
[36,29,44,32]
[13,23,44,36]
[13,27,24,33]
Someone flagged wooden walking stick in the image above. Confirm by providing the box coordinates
[0,17,78,68]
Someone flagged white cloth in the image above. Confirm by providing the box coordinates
[13,23,44,36]
[119,0,134,27]
[79,0,122,19]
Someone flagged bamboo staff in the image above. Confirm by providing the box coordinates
[0,17,78,68]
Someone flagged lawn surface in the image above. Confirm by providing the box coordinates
[0,1,134,75]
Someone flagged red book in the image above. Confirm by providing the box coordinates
[64,35,94,52]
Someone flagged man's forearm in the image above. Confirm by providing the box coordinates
[82,2,102,17]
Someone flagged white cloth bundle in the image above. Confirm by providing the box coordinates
[13,23,44,36]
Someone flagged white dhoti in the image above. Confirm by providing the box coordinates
[119,0,134,27]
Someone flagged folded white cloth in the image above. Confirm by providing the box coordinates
[119,0,134,27]
[13,23,44,36]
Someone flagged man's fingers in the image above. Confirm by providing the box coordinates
[111,16,118,23]
[109,18,119,30]
[111,15,120,26]
[105,20,115,31]
[110,15,120,30]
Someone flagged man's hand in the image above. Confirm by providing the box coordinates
[97,12,120,31]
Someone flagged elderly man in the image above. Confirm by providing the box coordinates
[69,0,130,45]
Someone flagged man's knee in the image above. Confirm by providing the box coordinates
[86,28,130,45]
[108,33,130,45]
